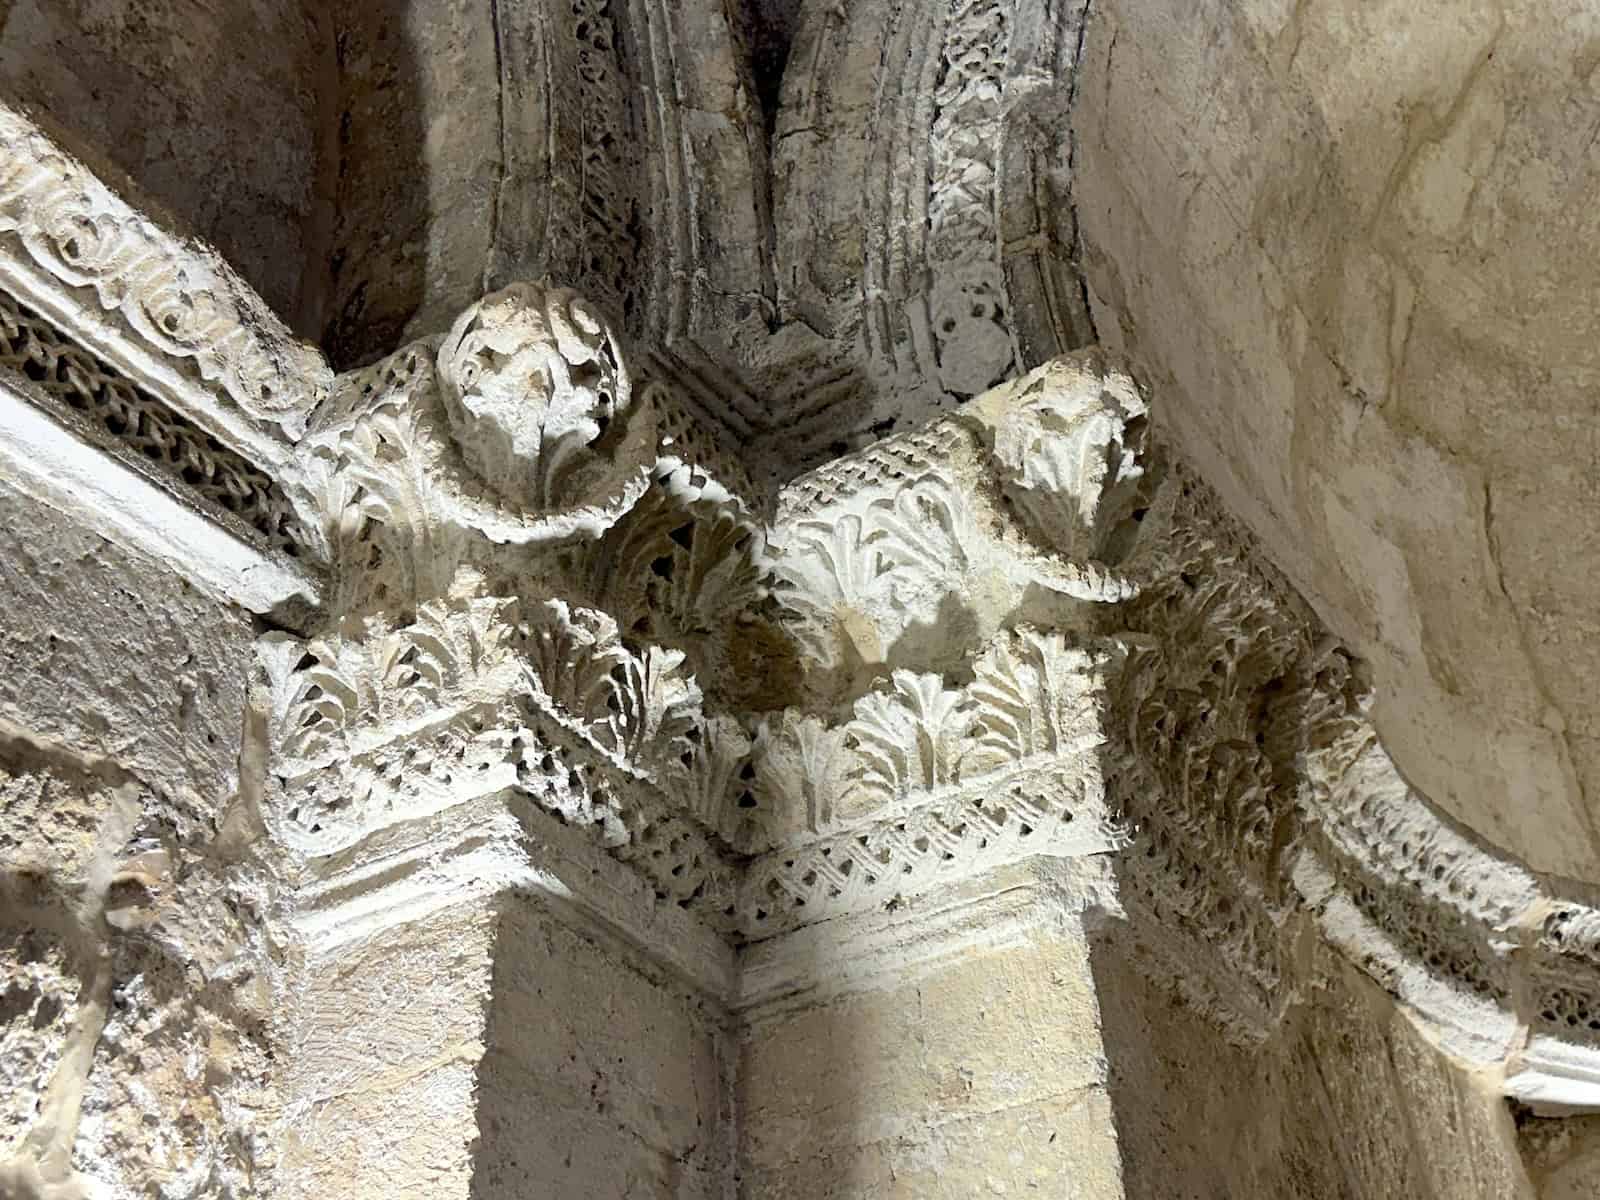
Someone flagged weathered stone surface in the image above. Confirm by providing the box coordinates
[1520,1112,1600,1199]
[739,883,1120,1196]
[0,475,275,1198]
[1093,928,1532,1199]
[0,478,255,820]
[322,0,498,368]
[475,901,732,1198]
[0,733,278,1199]
[3,4,1597,1194]
[1072,0,1600,881]
[0,926,79,1158]
[739,1089,1122,1200]
[277,889,733,1200]
[277,903,496,1200]
[0,0,334,337]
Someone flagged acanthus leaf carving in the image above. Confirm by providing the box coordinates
[988,364,1150,562]
[438,282,649,518]
[521,599,633,734]
[518,599,705,779]
[965,629,1112,772]
[602,643,703,771]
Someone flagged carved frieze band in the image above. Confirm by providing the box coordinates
[1112,460,1600,1090]
[0,58,1590,1108]
[254,598,1126,938]
[0,103,329,442]
[0,285,303,556]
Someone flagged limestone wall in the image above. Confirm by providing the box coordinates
[1093,917,1533,1199]
[736,870,1125,1199]
[1071,0,1600,882]
[476,900,733,1198]
[320,0,500,368]
[277,888,733,1200]
[275,902,498,1200]
[0,478,279,1198]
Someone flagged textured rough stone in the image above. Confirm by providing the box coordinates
[1520,1112,1600,1199]
[0,926,79,1157]
[0,733,277,1199]
[322,0,498,367]
[1071,0,1600,880]
[0,478,255,821]
[277,904,496,1200]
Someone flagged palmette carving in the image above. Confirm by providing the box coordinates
[521,598,702,772]
[967,629,1111,765]
[256,597,740,914]
[848,671,970,801]
[751,713,851,839]
[741,628,1125,859]
[258,596,721,853]
[763,391,1139,701]
[264,346,1157,939]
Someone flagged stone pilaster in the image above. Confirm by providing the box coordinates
[737,862,1124,1198]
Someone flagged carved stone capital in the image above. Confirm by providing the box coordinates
[437,281,656,527]
[259,347,1146,947]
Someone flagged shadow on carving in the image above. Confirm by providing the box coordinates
[321,3,430,369]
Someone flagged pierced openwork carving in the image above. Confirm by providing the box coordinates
[257,593,734,916]
[1101,459,1600,1086]
[261,321,1144,940]
[0,287,301,555]
[220,263,1600,1090]
[928,0,1013,396]
[741,754,1120,934]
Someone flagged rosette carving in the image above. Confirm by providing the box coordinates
[435,281,656,538]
